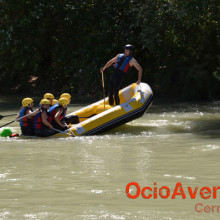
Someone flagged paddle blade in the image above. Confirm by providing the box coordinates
[0,114,18,120]
[10,133,19,138]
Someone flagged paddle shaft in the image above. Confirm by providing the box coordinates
[52,128,73,137]
[0,111,37,129]
[64,122,75,137]
[101,71,106,110]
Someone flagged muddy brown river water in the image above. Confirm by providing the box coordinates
[0,100,220,219]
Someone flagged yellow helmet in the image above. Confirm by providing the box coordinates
[43,93,54,99]
[40,99,51,105]
[58,98,69,106]
[52,99,58,105]
[22,98,34,107]
[60,93,71,99]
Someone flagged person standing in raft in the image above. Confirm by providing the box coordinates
[33,99,57,137]
[18,98,40,136]
[48,97,69,131]
[100,44,143,105]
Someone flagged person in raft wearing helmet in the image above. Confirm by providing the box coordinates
[59,93,79,124]
[60,93,71,104]
[33,99,57,137]
[60,93,71,115]
[47,97,69,131]
[17,98,40,136]
[52,99,58,106]
[100,44,142,105]
[43,93,54,105]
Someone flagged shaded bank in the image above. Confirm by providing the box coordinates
[0,0,219,100]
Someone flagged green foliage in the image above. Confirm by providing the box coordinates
[0,0,219,100]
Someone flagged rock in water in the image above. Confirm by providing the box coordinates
[0,129,13,137]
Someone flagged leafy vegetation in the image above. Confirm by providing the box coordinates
[0,0,219,100]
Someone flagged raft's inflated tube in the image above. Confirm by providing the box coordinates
[95,105,112,114]
[50,83,153,137]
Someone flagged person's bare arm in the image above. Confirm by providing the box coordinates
[130,58,142,85]
[26,109,40,118]
[54,109,65,128]
[100,54,120,72]
[42,111,53,129]
[16,108,40,121]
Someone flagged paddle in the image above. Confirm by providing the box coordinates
[0,111,37,129]
[52,128,74,137]
[64,122,75,137]
[0,113,18,120]
[101,70,106,110]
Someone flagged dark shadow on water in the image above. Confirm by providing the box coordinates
[189,120,220,139]
[104,119,220,140]
[106,124,157,135]
[1,96,220,113]
[1,96,220,139]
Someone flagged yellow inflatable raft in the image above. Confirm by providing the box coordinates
[53,82,153,137]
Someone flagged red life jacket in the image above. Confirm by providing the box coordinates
[33,112,42,130]
[33,109,48,130]
[48,103,65,123]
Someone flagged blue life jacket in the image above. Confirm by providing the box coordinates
[19,107,33,127]
[48,103,65,123]
[49,103,59,114]
[114,54,132,73]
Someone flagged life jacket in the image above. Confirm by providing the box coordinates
[19,107,33,128]
[48,103,65,123]
[114,54,132,73]
[33,109,48,130]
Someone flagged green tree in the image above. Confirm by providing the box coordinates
[0,0,219,100]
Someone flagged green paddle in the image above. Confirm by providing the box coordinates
[0,128,13,137]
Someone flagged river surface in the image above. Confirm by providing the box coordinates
[0,99,220,219]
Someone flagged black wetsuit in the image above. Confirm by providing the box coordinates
[34,109,58,137]
[34,124,58,137]
[108,69,125,105]
[108,54,132,105]
[21,125,34,136]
